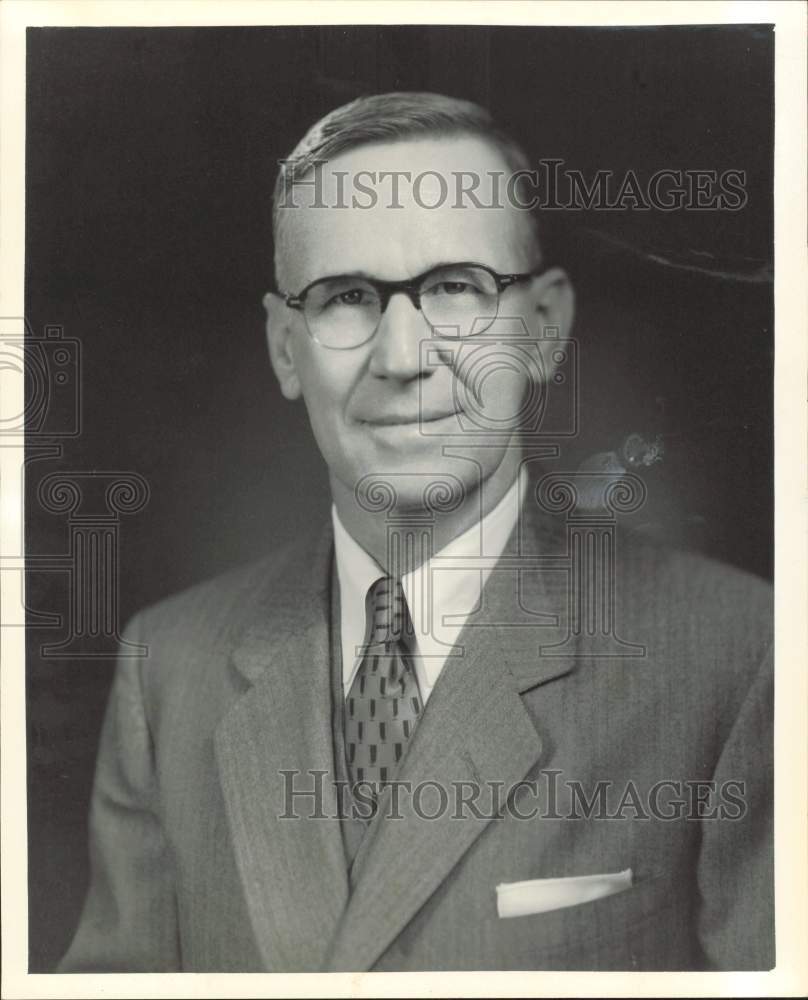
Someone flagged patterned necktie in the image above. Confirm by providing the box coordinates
[344,575,423,793]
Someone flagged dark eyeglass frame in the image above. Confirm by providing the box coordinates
[276,260,546,348]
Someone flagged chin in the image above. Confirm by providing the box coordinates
[340,453,479,516]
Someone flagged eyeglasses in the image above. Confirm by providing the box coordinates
[278,261,544,350]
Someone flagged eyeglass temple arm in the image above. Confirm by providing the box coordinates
[496,271,539,290]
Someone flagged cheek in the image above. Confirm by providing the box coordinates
[451,345,533,427]
[293,337,342,405]
[292,342,363,449]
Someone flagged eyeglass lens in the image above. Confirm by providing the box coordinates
[303,264,500,348]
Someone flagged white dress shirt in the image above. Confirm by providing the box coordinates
[331,473,525,704]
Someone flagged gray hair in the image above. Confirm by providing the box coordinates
[272,91,540,280]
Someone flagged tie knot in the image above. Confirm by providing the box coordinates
[367,576,411,646]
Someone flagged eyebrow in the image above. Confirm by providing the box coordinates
[302,261,481,284]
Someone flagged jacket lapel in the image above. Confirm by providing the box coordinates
[214,524,350,972]
[323,500,578,971]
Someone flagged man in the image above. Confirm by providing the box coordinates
[59,93,773,972]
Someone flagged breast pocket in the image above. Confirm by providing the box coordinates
[496,868,633,919]
[489,870,696,970]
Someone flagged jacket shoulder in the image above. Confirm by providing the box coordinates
[618,529,772,623]
[123,533,317,687]
[614,529,773,688]
[132,548,282,632]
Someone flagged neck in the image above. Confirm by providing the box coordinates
[330,446,523,573]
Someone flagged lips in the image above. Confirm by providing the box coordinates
[360,410,460,426]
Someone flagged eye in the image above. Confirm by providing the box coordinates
[326,288,368,308]
[423,270,492,298]
[426,280,480,298]
[437,281,472,295]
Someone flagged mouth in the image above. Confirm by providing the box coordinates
[360,410,461,428]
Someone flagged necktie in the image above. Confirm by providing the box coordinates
[344,575,423,793]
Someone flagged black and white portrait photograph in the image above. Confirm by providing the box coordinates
[1,1,806,997]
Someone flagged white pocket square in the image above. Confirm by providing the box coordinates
[496,868,633,919]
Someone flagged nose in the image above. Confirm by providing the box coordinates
[368,291,431,381]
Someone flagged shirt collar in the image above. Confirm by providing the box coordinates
[332,473,526,689]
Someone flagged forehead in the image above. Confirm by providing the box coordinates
[277,135,535,287]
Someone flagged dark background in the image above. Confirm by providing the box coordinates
[25,25,773,971]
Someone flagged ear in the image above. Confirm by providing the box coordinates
[263,291,302,400]
[528,267,575,380]
[532,266,575,338]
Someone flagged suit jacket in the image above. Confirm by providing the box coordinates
[58,498,773,972]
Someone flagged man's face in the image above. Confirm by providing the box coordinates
[266,135,573,510]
